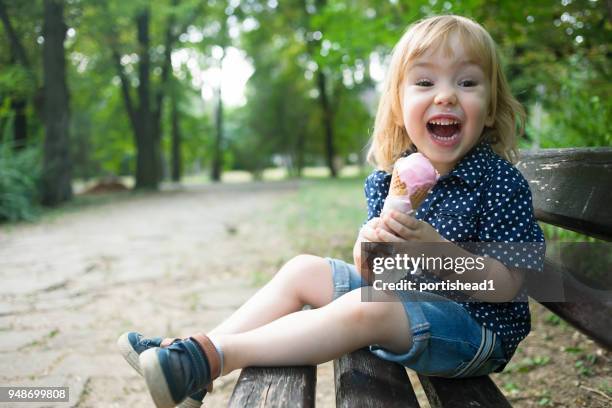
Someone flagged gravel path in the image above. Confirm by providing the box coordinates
[0,182,337,407]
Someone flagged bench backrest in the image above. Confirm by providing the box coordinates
[517,148,612,350]
[517,148,612,241]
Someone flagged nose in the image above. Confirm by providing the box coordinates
[434,84,457,106]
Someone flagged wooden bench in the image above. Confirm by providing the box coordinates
[228,147,612,407]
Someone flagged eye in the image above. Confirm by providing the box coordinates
[459,79,478,87]
[415,79,433,87]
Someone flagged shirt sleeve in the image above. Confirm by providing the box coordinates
[477,176,545,270]
[364,170,390,223]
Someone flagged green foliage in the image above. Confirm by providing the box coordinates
[271,176,365,259]
[503,381,520,394]
[2,0,610,195]
[537,72,611,148]
[0,142,41,222]
[544,313,566,328]
[505,355,551,374]
[540,223,604,243]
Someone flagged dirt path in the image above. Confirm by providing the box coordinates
[0,182,338,407]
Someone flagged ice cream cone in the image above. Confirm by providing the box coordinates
[409,186,430,210]
[389,167,408,196]
[382,167,411,214]
[383,153,439,215]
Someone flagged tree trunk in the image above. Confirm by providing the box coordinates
[316,70,337,178]
[295,128,305,178]
[211,47,225,183]
[41,0,72,206]
[171,90,182,182]
[134,9,157,189]
[1,0,37,150]
[211,83,223,182]
[151,1,177,184]
[11,98,27,150]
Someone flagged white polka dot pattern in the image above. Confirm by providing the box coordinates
[363,143,545,359]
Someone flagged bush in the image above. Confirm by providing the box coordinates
[0,142,41,222]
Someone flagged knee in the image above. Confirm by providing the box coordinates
[340,290,393,327]
[274,254,327,284]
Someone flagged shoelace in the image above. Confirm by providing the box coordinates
[139,336,163,349]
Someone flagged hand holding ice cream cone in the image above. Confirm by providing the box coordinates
[382,153,439,215]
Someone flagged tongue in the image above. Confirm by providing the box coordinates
[430,124,459,138]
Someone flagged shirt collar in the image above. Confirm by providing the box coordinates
[444,142,492,187]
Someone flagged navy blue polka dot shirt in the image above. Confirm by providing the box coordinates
[364,142,545,359]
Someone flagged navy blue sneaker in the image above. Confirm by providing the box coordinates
[117,332,207,408]
[139,334,221,408]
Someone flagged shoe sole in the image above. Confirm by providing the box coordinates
[117,332,143,375]
[140,348,177,408]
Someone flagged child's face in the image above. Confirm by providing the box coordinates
[401,36,493,175]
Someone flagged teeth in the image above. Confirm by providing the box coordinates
[431,133,459,141]
[428,119,460,125]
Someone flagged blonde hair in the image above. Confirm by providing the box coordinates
[367,15,525,173]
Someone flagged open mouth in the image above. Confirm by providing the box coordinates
[426,119,462,144]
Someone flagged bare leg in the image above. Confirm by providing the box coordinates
[213,288,412,375]
[209,255,335,337]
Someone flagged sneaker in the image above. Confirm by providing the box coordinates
[117,332,206,408]
[139,334,221,408]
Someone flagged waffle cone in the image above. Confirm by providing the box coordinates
[389,167,408,196]
[409,186,430,210]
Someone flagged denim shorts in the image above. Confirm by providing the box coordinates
[327,257,508,378]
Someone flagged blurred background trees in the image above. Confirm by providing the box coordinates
[0,0,610,221]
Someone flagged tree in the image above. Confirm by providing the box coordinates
[102,0,204,189]
[170,81,182,181]
[41,0,72,205]
[0,0,42,150]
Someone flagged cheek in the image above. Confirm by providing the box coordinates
[402,93,428,121]
[465,95,490,123]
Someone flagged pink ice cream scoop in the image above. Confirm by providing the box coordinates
[395,153,439,198]
[383,153,439,214]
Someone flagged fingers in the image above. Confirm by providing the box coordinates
[361,225,379,241]
[375,227,404,242]
[386,210,420,229]
[362,214,430,243]
[383,215,416,240]
[382,211,420,239]
[360,217,384,241]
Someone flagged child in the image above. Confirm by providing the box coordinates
[118,15,544,408]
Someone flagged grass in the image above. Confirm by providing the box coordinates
[0,166,366,226]
[266,175,367,261]
[181,164,366,184]
[540,223,606,243]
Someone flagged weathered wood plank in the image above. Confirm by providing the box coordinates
[517,148,612,241]
[334,348,420,408]
[418,374,511,408]
[228,366,316,408]
[537,259,612,350]
[542,301,612,351]
[523,252,612,350]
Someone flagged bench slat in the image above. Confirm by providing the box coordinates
[527,258,612,350]
[517,148,612,241]
[334,348,420,408]
[228,366,316,408]
[418,374,511,408]
[543,301,612,350]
